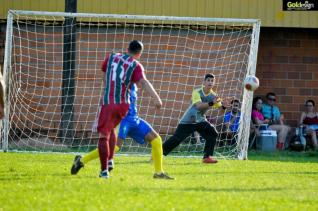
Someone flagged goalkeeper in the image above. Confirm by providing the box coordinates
[71,84,174,180]
[162,73,227,163]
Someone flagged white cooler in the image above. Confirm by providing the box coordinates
[256,130,277,152]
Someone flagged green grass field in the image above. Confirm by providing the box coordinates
[1,151,318,210]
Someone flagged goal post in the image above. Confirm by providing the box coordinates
[2,10,260,159]
[237,20,261,160]
[2,10,14,152]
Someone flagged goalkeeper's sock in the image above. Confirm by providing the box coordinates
[150,136,164,174]
[82,148,99,164]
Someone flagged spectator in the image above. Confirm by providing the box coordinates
[223,99,241,144]
[262,93,290,150]
[299,99,318,150]
[262,93,283,124]
[252,96,289,150]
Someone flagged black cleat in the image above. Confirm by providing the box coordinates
[153,172,175,180]
[71,155,84,175]
[99,170,110,179]
[108,159,114,172]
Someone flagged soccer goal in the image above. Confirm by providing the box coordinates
[2,10,260,159]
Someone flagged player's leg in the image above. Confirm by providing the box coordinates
[146,132,174,180]
[107,129,117,172]
[70,148,99,175]
[108,120,130,172]
[71,124,122,175]
[97,104,128,178]
[97,132,111,178]
[127,119,174,179]
[82,149,99,164]
[114,119,129,151]
[162,123,194,156]
[116,139,123,151]
[145,130,163,173]
[71,105,103,175]
[196,121,218,163]
[73,121,127,176]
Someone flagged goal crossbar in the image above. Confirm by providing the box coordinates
[9,10,260,24]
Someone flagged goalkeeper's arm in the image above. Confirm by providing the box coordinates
[195,97,222,111]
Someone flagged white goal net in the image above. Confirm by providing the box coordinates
[2,10,260,159]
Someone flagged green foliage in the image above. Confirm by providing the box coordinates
[1,152,318,210]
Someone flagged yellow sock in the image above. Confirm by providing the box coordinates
[82,148,99,164]
[150,136,163,173]
[114,125,121,153]
[114,145,120,153]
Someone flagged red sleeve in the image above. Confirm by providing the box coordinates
[101,56,109,73]
[130,63,145,82]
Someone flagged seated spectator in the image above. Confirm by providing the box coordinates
[262,93,290,149]
[251,97,266,134]
[262,93,283,124]
[299,99,318,150]
[252,96,289,150]
[222,99,241,145]
[223,99,241,134]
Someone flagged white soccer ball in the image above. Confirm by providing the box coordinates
[243,75,259,91]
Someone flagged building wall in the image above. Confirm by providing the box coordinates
[255,27,318,126]
[0,0,318,28]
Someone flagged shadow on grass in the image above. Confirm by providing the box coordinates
[0,171,100,182]
[119,151,318,165]
[117,159,200,166]
[208,170,318,176]
[115,160,152,165]
[137,186,287,193]
[247,150,318,163]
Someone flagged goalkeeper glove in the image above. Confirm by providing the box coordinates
[208,101,214,106]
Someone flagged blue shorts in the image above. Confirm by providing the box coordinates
[117,116,153,144]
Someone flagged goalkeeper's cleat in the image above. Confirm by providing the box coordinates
[202,156,218,164]
[71,155,84,175]
[153,172,175,180]
[99,170,109,179]
[108,159,114,172]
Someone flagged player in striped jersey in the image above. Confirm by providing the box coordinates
[71,84,174,179]
[93,40,162,179]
